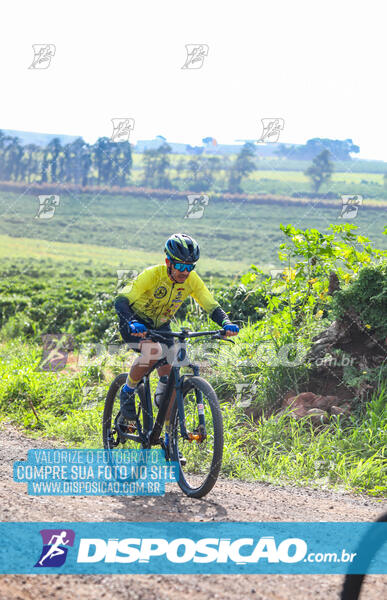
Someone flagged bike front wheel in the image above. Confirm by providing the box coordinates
[169,376,223,498]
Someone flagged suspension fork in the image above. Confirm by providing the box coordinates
[174,366,189,440]
[141,376,154,445]
[175,363,207,441]
[168,340,190,441]
[190,363,207,438]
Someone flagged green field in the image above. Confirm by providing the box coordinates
[0,194,385,495]
[132,153,387,174]
[243,170,387,198]
[1,191,385,270]
[0,234,248,281]
[130,164,387,198]
[129,152,387,198]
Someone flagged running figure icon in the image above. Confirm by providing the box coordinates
[38,531,69,565]
[34,528,75,568]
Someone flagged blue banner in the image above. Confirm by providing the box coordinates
[0,522,386,574]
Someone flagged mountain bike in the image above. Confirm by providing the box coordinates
[102,328,233,498]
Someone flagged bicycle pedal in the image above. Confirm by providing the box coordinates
[116,416,136,442]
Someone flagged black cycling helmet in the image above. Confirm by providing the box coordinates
[164,233,200,263]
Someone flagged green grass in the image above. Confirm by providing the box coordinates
[133,151,387,171]
[129,167,387,198]
[0,234,248,278]
[0,338,385,496]
[1,190,385,268]
[0,241,245,346]
[0,196,385,497]
[244,170,387,199]
[220,389,386,497]
[247,170,384,184]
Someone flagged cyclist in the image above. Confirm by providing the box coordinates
[114,233,239,430]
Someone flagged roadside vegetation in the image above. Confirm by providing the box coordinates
[0,223,385,496]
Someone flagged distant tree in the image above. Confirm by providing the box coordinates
[106,141,132,187]
[186,158,200,189]
[0,130,130,188]
[58,150,66,183]
[175,158,186,175]
[92,137,111,185]
[73,138,89,184]
[20,143,39,183]
[112,141,132,187]
[142,148,157,186]
[62,143,73,183]
[142,143,172,188]
[207,156,221,172]
[0,130,8,179]
[228,142,256,193]
[304,149,334,192]
[188,156,217,192]
[47,137,62,182]
[276,138,359,161]
[80,142,92,187]
[154,143,172,188]
[2,136,23,181]
[186,144,204,156]
[40,149,51,183]
[171,158,186,189]
[121,141,133,184]
[109,142,121,186]
[40,148,49,183]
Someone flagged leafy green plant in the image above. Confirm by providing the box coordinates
[214,278,267,323]
[331,262,387,340]
[0,222,385,497]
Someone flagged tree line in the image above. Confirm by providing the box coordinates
[0,132,133,187]
[0,131,336,193]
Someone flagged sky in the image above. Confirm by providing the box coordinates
[0,0,386,160]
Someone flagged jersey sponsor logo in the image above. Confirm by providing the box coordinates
[171,291,183,308]
[154,286,167,299]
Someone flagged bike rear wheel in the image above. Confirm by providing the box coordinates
[102,373,149,450]
[169,376,223,498]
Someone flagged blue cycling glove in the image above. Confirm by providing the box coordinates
[128,320,147,334]
[223,323,239,333]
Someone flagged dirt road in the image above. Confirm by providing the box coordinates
[0,423,386,600]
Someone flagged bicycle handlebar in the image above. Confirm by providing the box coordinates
[143,328,235,344]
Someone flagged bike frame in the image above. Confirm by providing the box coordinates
[121,329,228,449]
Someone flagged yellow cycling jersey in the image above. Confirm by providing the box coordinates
[120,264,220,328]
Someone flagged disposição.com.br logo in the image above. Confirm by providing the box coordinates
[34,529,75,568]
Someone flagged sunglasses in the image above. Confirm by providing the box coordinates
[172,262,196,272]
